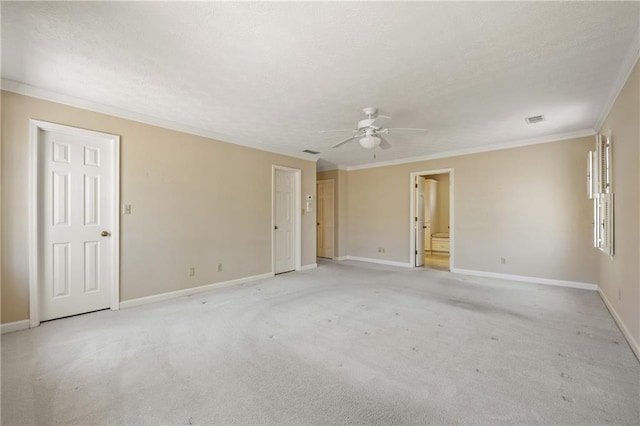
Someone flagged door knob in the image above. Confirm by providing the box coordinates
[101,231,110,237]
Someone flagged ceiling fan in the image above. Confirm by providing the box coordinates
[320,107,428,151]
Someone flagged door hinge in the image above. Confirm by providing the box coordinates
[415,250,418,255]
[415,183,418,188]
[415,217,418,222]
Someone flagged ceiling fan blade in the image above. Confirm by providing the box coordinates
[379,136,392,150]
[386,128,428,134]
[331,133,364,148]
[319,129,356,134]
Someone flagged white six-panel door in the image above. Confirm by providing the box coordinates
[274,168,296,274]
[37,125,116,321]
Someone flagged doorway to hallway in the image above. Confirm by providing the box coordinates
[316,179,335,259]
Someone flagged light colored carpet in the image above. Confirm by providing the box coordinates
[2,259,639,425]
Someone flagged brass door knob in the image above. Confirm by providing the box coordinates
[101,231,110,237]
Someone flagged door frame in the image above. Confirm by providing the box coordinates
[409,168,454,268]
[28,120,121,328]
[316,178,335,259]
[271,165,302,273]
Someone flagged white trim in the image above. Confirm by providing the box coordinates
[2,79,319,163]
[300,263,318,271]
[318,129,595,172]
[1,320,30,335]
[29,121,39,328]
[28,120,120,328]
[598,287,640,362]
[3,79,601,172]
[112,132,121,311]
[594,34,640,131]
[334,256,349,261]
[450,267,597,291]
[342,256,411,268]
[120,272,274,310]
[272,165,302,274]
[409,168,455,269]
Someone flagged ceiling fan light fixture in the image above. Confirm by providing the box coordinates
[359,135,381,149]
[325,107,427,151]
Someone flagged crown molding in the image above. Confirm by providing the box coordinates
[594,31,640,132]
[329,128,595,172]
[319,35,640,174]
[316,164,340,172]
[1,79,319,163]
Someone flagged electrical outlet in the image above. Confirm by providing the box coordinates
[217,263,223,272]
[123,204,132,215]
[500,257,506,265]
[188,267,195,277]
[378,248,381,253]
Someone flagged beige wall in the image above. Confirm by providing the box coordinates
[346,137,599,284]
[597,60,640,350]
[1,91,316,324]
[316,169,348,258]
[425,173,450,234]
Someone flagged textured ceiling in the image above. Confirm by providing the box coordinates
[2,2,639,170]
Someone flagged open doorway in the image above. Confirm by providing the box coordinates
[410,169,453,271]
[316,179,335,259]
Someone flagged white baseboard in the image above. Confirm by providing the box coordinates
[299,263,317,271]
[598,287,640,362]
[334,256,348,261]
[120,272,274,309]
[1,320,30,334]
[341,256,412,268]
[450,268,597,291]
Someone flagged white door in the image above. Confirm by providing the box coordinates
[415,177,425,267]
[38,127,115,321]
[274,169,296,274]
[427,179,439,233]
[423,179,436,252]
[317,180,334,259]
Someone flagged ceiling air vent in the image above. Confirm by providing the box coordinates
[525,115,546,124]
[302,149,320,155]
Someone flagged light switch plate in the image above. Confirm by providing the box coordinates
[123,204,132,215]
